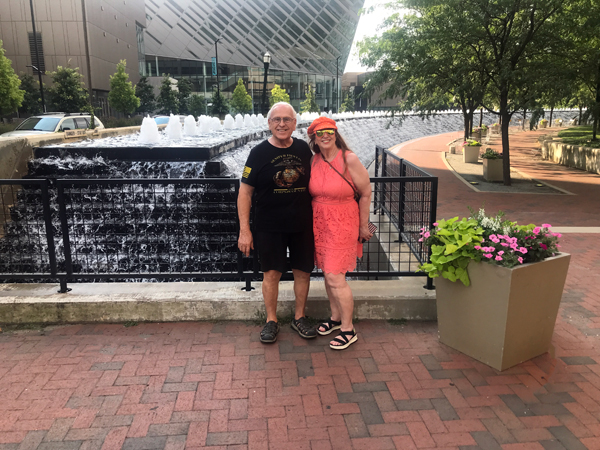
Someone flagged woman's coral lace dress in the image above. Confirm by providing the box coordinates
[309,150,362,274]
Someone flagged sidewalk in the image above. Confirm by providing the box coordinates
[1,129,600,450]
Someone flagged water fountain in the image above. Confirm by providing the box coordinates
[1,109,579,281]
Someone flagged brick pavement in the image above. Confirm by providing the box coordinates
[1,128,599,449]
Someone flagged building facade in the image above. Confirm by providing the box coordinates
[1,0,364,115]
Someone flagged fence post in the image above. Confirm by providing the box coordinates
[380,151,387,216]
[398,159,406,242]
[40,181,58,278]
[425,177,438,290]
[56,181,73,293]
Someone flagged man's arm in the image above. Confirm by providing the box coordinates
[237,182,255,256]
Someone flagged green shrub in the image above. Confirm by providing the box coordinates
[100,115,143,129]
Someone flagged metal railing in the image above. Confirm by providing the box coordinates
[0,147,437,291]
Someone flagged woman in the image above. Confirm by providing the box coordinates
[307,117,372,350]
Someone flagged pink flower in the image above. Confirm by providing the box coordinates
[500,243,509,247]
[483,253,493,258]
[533,227,541,235]
[518,257,523,264]
[557,244,561,248]
[542,223,551,228]
[540,243,547,250]
[433,222,438,226]
[519,247,528,254]
[497,251,504,256]
[474,245,481,250]
[510,243,518,250]
[490,234,497,240]
[495,255,503,261]
[423,231,430,238]
[418,238,423,242]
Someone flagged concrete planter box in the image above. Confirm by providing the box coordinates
[436,253,571,371]
[491,125,501,135]
[483,158,503,181]
[463,145,480,163]
[481,129,487,138]
[471,130,481,141]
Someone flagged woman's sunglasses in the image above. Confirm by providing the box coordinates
[315,129,335,137]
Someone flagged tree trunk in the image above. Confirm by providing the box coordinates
[594,64,600,140]
[463,111,470,142]
[500,91,511,186]
[579,106,583,125]
[523,109,527,130]
[479,108,483,127]
[549,106,554,128]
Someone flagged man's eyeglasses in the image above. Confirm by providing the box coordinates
[268,117,295,124]
[315,129,335,137]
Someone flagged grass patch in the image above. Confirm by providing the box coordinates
[0,323,47,333]
[557,126,600,149]
[123,321,139,327]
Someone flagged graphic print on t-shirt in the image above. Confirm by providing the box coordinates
[272,155,306,189]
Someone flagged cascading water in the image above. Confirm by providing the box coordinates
[0,110,577,282]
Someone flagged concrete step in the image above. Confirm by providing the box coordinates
[0,278,436,324]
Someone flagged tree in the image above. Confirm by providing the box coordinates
[300,85,319,113]
[269,84,290,106]
[210,90,229,117]
[339,90,355,113]
[156,74,179,115]
[358,0,566,186]
[46,65,90,113]
[18,73,42,115]
[108,60,140,115]
[188,94,207,117]
[0,40,24,117]
[177,78,193,115]
[135,76,155,114]
[231,79,253,114]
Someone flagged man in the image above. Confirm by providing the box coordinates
[238,102,316,343]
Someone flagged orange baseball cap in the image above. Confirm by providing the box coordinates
[307,117,337,135]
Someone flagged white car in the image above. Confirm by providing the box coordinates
[0,113,105,138]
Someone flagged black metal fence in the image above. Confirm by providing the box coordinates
[0,147,437,291]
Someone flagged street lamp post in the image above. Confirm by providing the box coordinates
[28,0,46,112]
[214,39,221,96]
[335,56,340,113]
[262,51,271,115]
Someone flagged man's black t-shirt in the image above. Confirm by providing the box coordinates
[241,137,312,233]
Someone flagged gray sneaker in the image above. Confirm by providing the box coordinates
[260,321,280,343]
[291,316,317,339]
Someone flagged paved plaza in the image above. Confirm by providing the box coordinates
[1,128,600,449]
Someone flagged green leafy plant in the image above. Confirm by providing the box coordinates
[108,60,140,115]
[419,209,562,286]
[0,40,24,117]
[231,78,253,114]
[462,139,482,146]
[481,148,502,159]
[269,84,290,106]
[481,124,488,130]
[417,217,484,286]
[540,118,548,124]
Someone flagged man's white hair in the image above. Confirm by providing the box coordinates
[267,102,296,120]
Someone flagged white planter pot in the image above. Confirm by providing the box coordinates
[483,158,503,181]
[463,146,480,163]
[436,253,571,371]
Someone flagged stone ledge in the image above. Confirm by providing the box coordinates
[0,278,436,324]
[540,138,600,175]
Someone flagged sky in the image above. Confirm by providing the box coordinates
[344,0,389,73]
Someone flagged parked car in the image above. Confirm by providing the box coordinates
[0,112,105,138]
[153,116,170,125]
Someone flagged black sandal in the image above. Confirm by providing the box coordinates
[330,329,358,350]
[317,318,342,336]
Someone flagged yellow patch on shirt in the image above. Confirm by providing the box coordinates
[242,166,252,178]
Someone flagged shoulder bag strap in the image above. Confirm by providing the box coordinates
[321,155,359,198]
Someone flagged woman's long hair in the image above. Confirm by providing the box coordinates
[309,130,353,172]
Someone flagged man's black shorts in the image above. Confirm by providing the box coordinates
[254,228,314,274]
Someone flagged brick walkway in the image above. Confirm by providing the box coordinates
[1,128,600,449]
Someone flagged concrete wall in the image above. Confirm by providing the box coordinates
[0,126,144,180]
[540,138,600,175]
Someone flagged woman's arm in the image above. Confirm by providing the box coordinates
[346,152,372,242]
